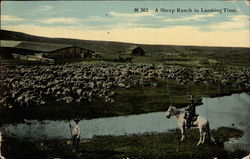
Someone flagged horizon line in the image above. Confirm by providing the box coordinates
[1,29,250,49]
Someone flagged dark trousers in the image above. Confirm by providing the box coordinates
[186,117,191,127]
[72,134,80,151]
[186,113,195,128]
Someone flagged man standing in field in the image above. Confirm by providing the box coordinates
[70,119,81,152]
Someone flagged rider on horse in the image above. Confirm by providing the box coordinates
[185,95,197,129]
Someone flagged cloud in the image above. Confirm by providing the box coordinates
[38,17,80,24]
[109,11,155,18]
[163,13,216,22]
[39,16,116,25]
[230,15,250,22]
[245,0,250,6]
[1,15,25,21]
[39,5,53,11]
[107,11,159,23]
[82,16,111,22]
[106,22,157,30]
[2,23,249,48]
[208,15,250,30]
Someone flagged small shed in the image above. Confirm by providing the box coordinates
[126,46,145,56]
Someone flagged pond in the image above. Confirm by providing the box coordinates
[1,92,250,152]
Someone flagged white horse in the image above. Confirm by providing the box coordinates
[166,105,211,146]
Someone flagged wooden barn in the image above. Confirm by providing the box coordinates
[126,46,145,56]
[0,40,94,60]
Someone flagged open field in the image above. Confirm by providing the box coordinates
[1,127,247,159]
[1,62,249,122]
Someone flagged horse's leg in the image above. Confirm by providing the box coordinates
[179,123,186,141]
[180,125,186,141]
[197,127,203,146]
[202,129,206,144]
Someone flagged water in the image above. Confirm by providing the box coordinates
[1,92,250,151]
[1,112,175,139]
[199,93,250,152]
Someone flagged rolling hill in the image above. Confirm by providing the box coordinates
[1,29,249,65]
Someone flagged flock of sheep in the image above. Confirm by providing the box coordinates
[0,62,249,109]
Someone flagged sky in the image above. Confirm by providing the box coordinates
[1,1,250,47]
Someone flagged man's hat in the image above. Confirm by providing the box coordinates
[74,119,80,123]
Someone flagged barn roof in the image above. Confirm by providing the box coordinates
[0,40,74,52]
[1,40,22,47]
[16,41,73,52]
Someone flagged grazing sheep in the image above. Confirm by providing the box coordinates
[0,62,249,108]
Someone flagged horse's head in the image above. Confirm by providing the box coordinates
[166,105,176,118]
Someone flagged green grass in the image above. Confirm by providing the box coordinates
[1,78,249,122]
[2,127,247,159]
[212,127,244,142]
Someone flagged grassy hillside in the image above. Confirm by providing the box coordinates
[1,29,249,66]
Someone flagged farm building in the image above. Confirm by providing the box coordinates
[0,40,94,60]
[126,46,145,56]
